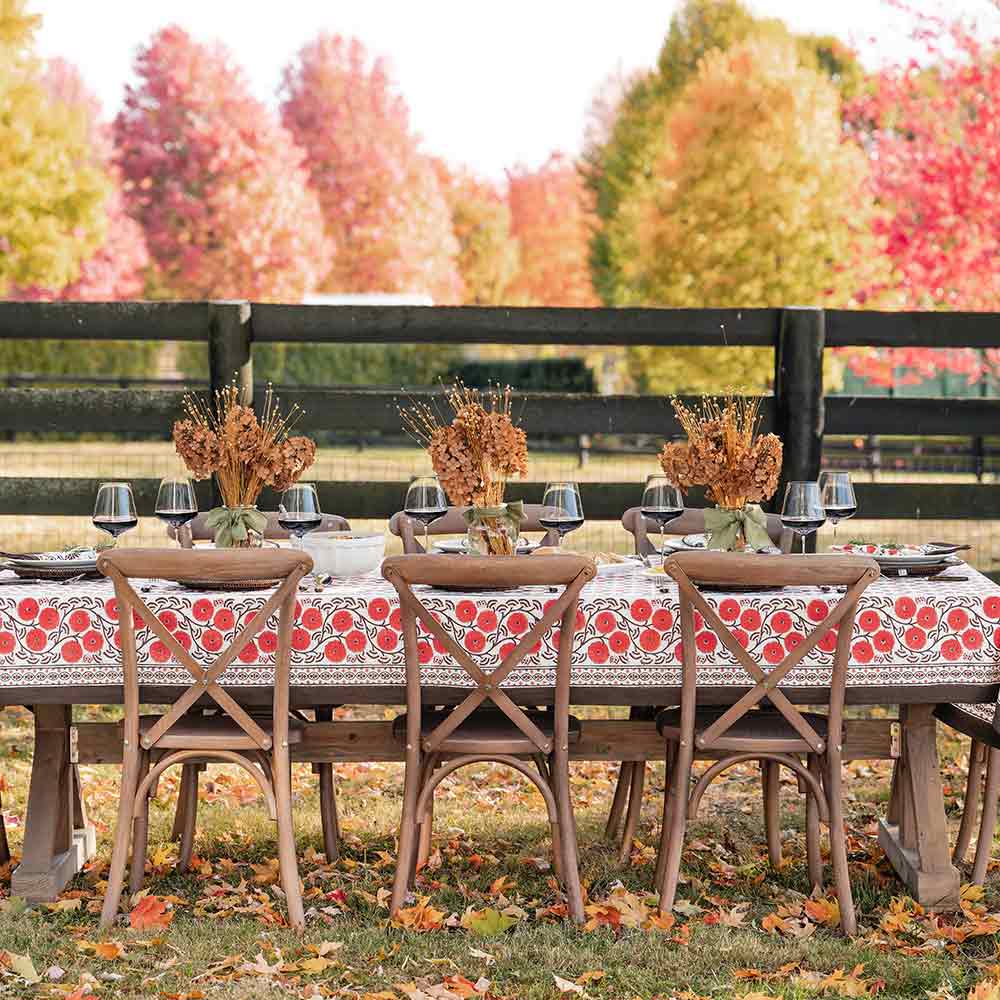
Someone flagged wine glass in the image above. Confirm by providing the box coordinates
[781,481,826,555]
[155,477,198,546]
[93,482,138,545]
[539,482,584,546]
[640,475,684,558]
[820,471,857,541]
[404,475,448,553]
[279,483,323,546]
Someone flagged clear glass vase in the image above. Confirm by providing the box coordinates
[466,508,518,556]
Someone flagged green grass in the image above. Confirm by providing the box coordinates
[1,706,999,999]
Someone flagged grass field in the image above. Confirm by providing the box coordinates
[2,706,1000,999]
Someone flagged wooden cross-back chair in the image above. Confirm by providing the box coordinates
[0,779,8,866]
[382,553,595,922]
[389,506,561,553]
[167,511,349,866]
[97,548,313,930]
[655,551,879,936]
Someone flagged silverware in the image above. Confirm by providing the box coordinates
[60,573,88,585]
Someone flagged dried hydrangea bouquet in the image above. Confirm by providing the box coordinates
[401,383,528,555]
[659,394,783,551]
[172,382,316,547]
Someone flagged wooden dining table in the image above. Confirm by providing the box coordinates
[2,562,999,908]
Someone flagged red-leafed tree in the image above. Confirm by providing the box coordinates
[280,34,461,303]
[842,7,1000,388]
[114,26,331,301]
[13,58,148,301]
[506,153,600,307]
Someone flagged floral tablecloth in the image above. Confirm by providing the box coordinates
[0,565,998,715]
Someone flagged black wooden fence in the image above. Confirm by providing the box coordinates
[1,300,998,521]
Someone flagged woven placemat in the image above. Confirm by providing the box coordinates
[177,578,279,592]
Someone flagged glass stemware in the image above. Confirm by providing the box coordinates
[93,482,138,545]
[404,475,448,552]
[539,482,584,545]
[279,483,324,546]
[780,481,826,555]
[640,474,684,558]
[820,471,857,541]
[154,477,198,546]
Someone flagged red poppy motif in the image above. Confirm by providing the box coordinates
[807,599,828,622]
[389,608,402,631]
[609,630,630,654]
[630,599,652,622]
[941,637,963,661]
[417,640,433,664]
[301,607,323,631]
[718,599,740,622]
[192,599,213,622]
[25,628,46,652]
[104,597,119,620]
[639,628,660,652]
[784,631,804,652]
[368,598,390,621]
[852,640,874,664]
[432,636,447,655]
[238,641,259,663]
[174,631,192,651]
[346,629,367,652]
[652,608,673,632]
[0,632,14,654]
[499,642,516,661]
[332,610,354,633]
[873,630,895,653]
[947,608,970,632]
[770,611,792,634]
[463,630,485,653]
[763,641,784,664]
[740,609,762,632]
[150,640,170,663]
[595,611,617,635]
[61,639,83,663]
[507,612,530,635]
[894,597,917,620]
[963,628,984,651]
[291,628,310,651]
[732,628,750,649]
[477,610,498,633]
[83,630,104,653]
[588,640,609,664]
[916,606,938,629]
[201,629,223,652]
[818,629,838,653]
[696,631,718,654]
[213,608,235,631]
[905,626,927,650]
[324,640,346,663]
[983,595,1000,620]
[858,610,881,633]
[38,607,60,631]
[17,598,38,621]
[258,630,277,653]
[455,600,477,624]
[694,611,704,631]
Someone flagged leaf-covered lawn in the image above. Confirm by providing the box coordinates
[1,705,999,1000]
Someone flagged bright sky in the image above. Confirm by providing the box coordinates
[34,0,1000,181]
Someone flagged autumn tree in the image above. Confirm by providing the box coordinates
[0,1,108,295]
[114,26,330,302]
[280,34,461,303]
[622,35,890,394]
[506,154,599,307]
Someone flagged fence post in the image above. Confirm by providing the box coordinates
[773,307,825,536]
[208,300,253,406]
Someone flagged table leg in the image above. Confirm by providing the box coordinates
[12,705,95,902]
[877,704,960,909]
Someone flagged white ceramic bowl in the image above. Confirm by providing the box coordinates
[301,531,385,577]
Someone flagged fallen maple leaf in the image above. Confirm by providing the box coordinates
[804,896,842,928]
[391,896,446,932]
[460,907,517,937]
[130,894,174,931]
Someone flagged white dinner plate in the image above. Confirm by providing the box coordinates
[433,537,541,555]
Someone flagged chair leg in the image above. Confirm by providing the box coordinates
[390,755,423,916]
[0,787,9,866]
[129,752,152,897]
[605,762,634,841]
[100,741,143,928]
[762,760,782,869]
[317,764,340,863]
[805,755,824,892]
[972,747,1000,886]
[654,742,676,889]
[824,752,856,936]
[177,761,200,873]
[657,738,694,917]
[617,762,645,864]
[170,763,198,842]
[550,751,585,924]
[272,749,305,930]
[955,740,987,865]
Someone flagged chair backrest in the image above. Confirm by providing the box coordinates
[389,505,560,553]
[98,549,313,754]
[621,506,790,555]
[170,512,350,547]
[664,551,879,754]
[382,554,595,755]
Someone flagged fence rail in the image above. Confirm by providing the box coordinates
[1,300,998,519]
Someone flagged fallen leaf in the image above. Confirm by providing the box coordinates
[461,907,517,937]
[391,896,446,932]
[553,973,584,994]
[130,894,174,931]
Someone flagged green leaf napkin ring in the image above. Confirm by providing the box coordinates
[704,503,771,551]
[204,505,268,548]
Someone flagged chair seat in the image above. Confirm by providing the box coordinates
[657,707,829,753]
[393,708,581,754]
[138,714,304,750]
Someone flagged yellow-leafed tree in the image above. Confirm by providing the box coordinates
[0,1,108,295]
[621,35,892,393]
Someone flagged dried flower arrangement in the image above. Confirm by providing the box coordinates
[400,383,528,554]
[173,382,316,547]
[659,395,783,550]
